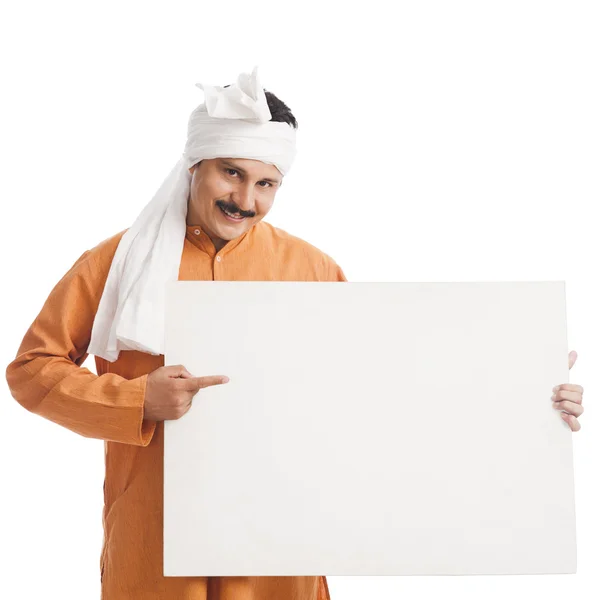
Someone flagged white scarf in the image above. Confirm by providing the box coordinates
[87,67,297,362]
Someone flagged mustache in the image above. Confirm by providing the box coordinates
[215,200,255,219]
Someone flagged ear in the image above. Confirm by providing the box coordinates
[189,161,202,175]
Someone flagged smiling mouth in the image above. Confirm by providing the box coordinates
[218,205,247,221]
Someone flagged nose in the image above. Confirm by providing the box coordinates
[231,182,255,212]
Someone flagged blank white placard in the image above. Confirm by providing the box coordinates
[164,281,576,576]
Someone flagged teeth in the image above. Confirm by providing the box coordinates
[222,207,244,219]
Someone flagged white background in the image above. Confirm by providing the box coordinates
[0,1,598,599]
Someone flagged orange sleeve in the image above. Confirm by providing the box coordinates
[328,260,348,282]
[5,237,156,446]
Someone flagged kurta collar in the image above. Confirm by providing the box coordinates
[185,223,255,258]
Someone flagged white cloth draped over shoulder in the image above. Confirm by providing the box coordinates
[87,66,297,362]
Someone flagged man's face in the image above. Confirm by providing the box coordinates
[187,157,282,246]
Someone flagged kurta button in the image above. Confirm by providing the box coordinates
[216,256,221,262]
[194,229,200,235]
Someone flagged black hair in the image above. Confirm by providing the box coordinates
[223,85,298,129]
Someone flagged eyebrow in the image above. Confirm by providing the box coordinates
[221,160,282,185]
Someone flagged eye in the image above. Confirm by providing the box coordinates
[225,168,239,177]
[258,181,271,188]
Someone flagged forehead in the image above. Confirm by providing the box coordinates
[217,157,282,184]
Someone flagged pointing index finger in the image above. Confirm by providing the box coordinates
[185,375,230,391]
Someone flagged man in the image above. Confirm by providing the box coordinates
[5,68,585,600]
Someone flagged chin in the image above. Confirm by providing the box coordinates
[214,219,250,239]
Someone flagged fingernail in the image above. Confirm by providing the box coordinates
[223,376,230,383]
[553,386,560,392]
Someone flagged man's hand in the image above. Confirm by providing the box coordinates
[143,364,229,421]
[552,350,584,432]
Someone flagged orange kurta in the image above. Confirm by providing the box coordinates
[6,221,346,600]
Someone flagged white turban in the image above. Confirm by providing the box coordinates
[87,66,297,362]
